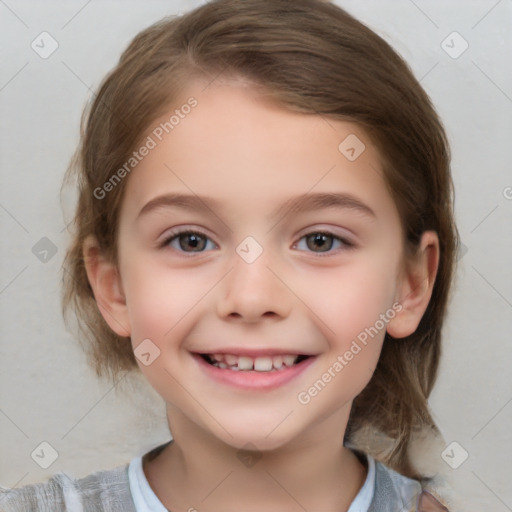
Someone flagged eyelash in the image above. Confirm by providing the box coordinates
[159,228,355,256]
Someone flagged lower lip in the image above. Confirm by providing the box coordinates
[193,354,316,391]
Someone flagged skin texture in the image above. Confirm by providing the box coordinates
[85,80,439,512]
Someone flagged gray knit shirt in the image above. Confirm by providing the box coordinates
[0,444,448,512]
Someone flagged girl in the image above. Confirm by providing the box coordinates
[1,0,457,510]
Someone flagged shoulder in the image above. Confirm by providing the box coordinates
[372,458,421,507]
[370,458,449,512]
[0,463,136,512]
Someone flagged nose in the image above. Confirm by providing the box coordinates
[216,248,292,323]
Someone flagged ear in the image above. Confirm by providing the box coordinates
[83,235,131,337]
[386,231,440,339]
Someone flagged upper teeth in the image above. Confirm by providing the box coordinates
[208,354,299,372]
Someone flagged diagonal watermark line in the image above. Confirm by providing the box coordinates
[266,164,336,234]
[200,56,231,93]
[407,0,439,28]
[61,264,131,335]
[200,470,234,502]
[0,265,28,295]
[0,0,29,28]
[62,61,132,133]
[470,204,499,233]
[372,374,442,433]
[0,408,29,438]
[419,61,439,83]
[163,367,234,438]
[471,265,512,309]
[265,410,294,438]
[60,217,73,234]
[400,489,424,512]
[0,62,29,92]
[472,60,512,105]
[61,60,92,92]
[164,163,233,233]
[0,203,29,233]
[471,396,512,439]
[298,266,444,419]
[61,372,128,439]
[315,111,385,188]
[0,472,30,505]
[96,300,131,337]
[318,113,338,133]
[471,471,512,510]
[264,469,309,511]
[366,160,385,183]
[61,0,94,29]
[319,114,382,186]
[164,267,234,337]
[472,0,503,29]
[57,473,95,506]
[265,266,336,334]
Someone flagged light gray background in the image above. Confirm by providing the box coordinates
[1,1,511,510]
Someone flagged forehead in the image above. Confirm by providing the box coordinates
[120,81,399,227]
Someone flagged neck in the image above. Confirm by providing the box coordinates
[143,405,367,512]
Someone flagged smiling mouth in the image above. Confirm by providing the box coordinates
[199,353,311,372]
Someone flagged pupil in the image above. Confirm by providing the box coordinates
[308,233,332,252]
[180,233,205,251]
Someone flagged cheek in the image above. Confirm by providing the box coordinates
[122,258,204,341]
[296,264,393,412]
[304,259,397,345]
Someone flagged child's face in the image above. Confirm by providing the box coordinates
[107,81,415,450]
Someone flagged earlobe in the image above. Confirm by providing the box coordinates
[83,235,131,337]
[386,231,440,339]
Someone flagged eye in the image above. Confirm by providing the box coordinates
[161,229,217,253]
[294,231,354,254]
[160,228,353,255]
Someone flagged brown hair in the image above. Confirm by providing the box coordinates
[62,0,459,479]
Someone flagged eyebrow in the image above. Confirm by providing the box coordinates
[137,191,376,221]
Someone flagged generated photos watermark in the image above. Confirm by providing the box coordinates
[297,301,403,405]
[93,97,198,200]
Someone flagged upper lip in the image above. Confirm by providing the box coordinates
[192,348,317,357]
